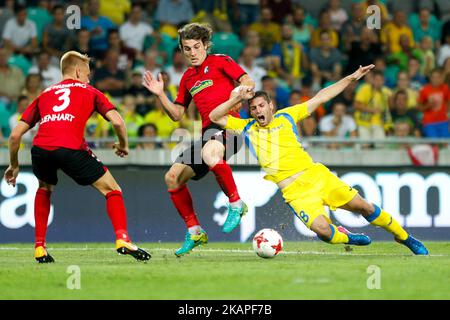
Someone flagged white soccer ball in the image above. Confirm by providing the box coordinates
[252,228,283,259]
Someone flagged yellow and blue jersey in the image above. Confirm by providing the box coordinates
[225,103,315,183]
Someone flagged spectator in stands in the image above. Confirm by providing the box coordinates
[393,121,413,140]
[387,35,423,72]
[319,102,357,149]
[261,0,292,25]
[345,27,382,75]
[310,10,339,49]
[243,29,263,64]
[29,51,61,88]
[2,4,38,57]
[410,8,441,46]
[291,5,314,51]
[326,0,348,31]
[21,73,43,102]
[297,77,326,119]
[417,36,436,77]
[165,48,187,88]
[354,71,392,144]
[0,0,14,40]
[136,123,162,150]
[70,28,94,58]
[331,80,358,114]
[126,69,155,116]
[443,57,450,87]
[134,49,162,80]
[239,46,267,91]
[93,49,126,98]
[249,7,281,56]
[393,71,418,110]
[381,10,414,54]
[0,48,25,105]
[42,5,71,61]
[121,94,144,140]
[8,95,35,141]
[391,90,422,137]
[270,23,308,89]
[438,32,450,67]
[99,0,131,26]
[119,3,153,56]
[341,2,366,52]
[107,29,135,71]
[298,113,319,149]
[144,97,179,139]
[155,0,194,39]
[81,0,115,57]
[417,68,450,138]
[261,75,290,109]
[310,30,342,87]
[235,0,259,33]
[408,57,427,91]
[27,0,52,45]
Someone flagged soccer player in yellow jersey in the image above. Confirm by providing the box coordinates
[210,65,428,255]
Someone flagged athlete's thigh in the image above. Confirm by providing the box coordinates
[175,139,209,181]
[56,148,106,186]
[201,139,225,165]
[31,146,59,185]
[321,165,358,210]
[288,196,329,229]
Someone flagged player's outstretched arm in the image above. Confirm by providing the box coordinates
[142,71,185,121]
[105,110,129,158]
[306,64,375,114]
[4,121,30,187]
[210,86,254,127]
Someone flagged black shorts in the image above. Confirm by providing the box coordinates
[31,146,107,186]
[175,123,243,181]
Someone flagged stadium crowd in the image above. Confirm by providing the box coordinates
[0,0,450,150]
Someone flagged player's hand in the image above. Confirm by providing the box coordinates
[113,144,129,158]
[350,64,375,81]
[238,86,255,100]
[4,165,19,187]
[142,71,164,96]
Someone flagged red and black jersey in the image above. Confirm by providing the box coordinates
[21,79,115,150]
[174,54,246,130]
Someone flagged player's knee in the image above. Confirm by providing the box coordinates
[165,171,180,189]
[202,141,224,167]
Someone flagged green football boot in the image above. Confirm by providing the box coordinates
[222,202,248,233]
[175,229,208,257]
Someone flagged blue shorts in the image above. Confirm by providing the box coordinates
[423,121,450,138]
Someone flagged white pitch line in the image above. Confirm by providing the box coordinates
[0,247,446,257]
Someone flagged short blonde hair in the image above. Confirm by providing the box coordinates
[60,51,90,75]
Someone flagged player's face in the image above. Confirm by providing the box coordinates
[76,63,91,84]
[181,39,208,67]
[249,96,274,127]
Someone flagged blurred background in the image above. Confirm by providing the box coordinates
[0,0,449,243]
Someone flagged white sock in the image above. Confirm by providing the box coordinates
[188,225,202,235]
[230,199,243,208]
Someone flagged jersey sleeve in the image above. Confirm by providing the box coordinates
[94,90,116,120]
[218,55,247,82]
[174,73,192,108]
[224,116,253,134]
[20,98,41,128]
[279,102,310,122]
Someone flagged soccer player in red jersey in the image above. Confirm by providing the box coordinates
[3,51,150,263]
[143,23,255,256]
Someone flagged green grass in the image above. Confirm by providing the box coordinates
[1,242,449,300]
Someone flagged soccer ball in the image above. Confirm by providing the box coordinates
[252,228,283,258]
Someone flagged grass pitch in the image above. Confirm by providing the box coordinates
[0,242,449,300]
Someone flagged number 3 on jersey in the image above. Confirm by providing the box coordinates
[53,88,71,112]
